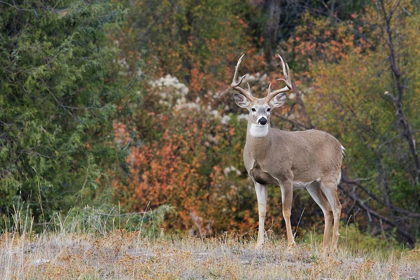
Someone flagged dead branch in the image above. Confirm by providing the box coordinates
[274,113,312,130]
[341,173,420,218]
[338,183,415,246]
[379,0,420,187]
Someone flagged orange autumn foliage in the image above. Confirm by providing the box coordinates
[113,103,258,235]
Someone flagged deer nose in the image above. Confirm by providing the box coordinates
[258,117,267,125]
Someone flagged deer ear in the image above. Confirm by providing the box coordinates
[269,93,286,108]
[234,93,251,108]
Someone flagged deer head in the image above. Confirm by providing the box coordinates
[231,54,292,137]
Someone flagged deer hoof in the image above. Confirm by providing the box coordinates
[255,242,264,250]
[287,242,296,252]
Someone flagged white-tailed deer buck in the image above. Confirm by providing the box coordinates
[231,54,343,256]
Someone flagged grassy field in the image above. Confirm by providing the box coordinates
[1,228,419,279]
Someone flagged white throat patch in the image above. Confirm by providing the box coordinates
[250,124,269,137]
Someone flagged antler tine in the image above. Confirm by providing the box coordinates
[231,54,254,100]
[266,54,293,100]
[276,55,292,90]
[278,55,292,88]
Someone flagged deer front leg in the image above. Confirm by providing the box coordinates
[280,181,296,249]
[255,182,268,249]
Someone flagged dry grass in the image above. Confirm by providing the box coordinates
[1,229,419,279]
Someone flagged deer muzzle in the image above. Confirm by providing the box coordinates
[258,117,267,125]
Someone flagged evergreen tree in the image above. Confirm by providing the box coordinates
[0,0,129,225]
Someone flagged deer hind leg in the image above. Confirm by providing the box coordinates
[306,182,333,257]
[255,182,268,249]
[280,181,296,249]
[320,179,342,254]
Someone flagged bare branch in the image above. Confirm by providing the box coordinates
[379,0,420,187]
[341,174,420,218]
[95,211,147,217]
[274,113,312,130]
[388,0,402,21]
[338,184,415,246]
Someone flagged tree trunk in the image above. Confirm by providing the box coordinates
[262,0,281,66]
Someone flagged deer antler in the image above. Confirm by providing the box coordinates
[231,54,254,100]
[266,54,293,101]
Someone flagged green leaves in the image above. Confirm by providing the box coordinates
[299,2,420,214]
[0,0,129,226]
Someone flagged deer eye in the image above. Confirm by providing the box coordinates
[267,108,271,112]
[251,108,256,112]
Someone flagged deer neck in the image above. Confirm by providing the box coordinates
[245,122,273,160]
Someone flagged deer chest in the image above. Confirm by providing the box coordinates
[249,162,279,186]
